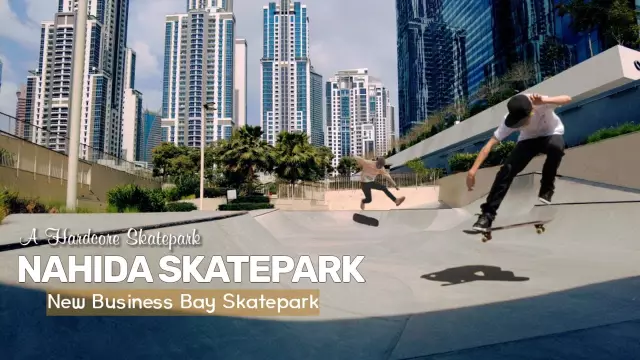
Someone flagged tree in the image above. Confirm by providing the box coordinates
[557,0,601,58]
[272,132,319,184]
[504,61,536,91]
[151,142,198,180]
[311,145,334,179]
[210,125,275,194]
[605,0,640,47]
[336,156,359,176]
[540,37,572,79]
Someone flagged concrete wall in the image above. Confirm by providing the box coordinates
[0,133,161,207]
[324,186,440,210]
[387,45,640,172]
[437,131,640,207]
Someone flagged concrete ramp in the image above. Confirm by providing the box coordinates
[1,176,640,359]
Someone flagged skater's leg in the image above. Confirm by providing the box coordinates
[538,135,565,203]
[361,182,373,209]
[370,181,397,202]
[479,139,540,218]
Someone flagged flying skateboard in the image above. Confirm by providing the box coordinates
[353,213,379,227]
[463,219,551,242]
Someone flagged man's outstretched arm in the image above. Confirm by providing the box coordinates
[381,170,398,189]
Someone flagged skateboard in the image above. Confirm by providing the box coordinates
[353,213,379,227]
[463,219,550,242]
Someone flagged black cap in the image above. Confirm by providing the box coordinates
[505,94,533,128]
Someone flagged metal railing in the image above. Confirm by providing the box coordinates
[0,112,160,182]
[275,172,442,201]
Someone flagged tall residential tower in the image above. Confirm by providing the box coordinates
[121,48,143,162]
[325,69,394,170]
[161,0,237,147]
[29,0,130,160]
[260,0,322,146]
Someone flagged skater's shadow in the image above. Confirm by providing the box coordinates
[421,265,529,286]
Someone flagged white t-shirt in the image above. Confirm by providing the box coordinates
[493,96,565,142]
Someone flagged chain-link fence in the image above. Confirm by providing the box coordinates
[0,111,159,182]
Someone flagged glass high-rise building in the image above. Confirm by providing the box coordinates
[162,0,237,147]
[395,0,634,137]
[29,0,130,160]
[261,0,321,146]
[310,66,324,147]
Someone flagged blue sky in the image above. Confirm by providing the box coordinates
[0,0,398,132]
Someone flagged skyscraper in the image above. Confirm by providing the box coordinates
[162,0,236,147]
[140,110,162,163]
[30,0,130,160]
[234,38,247,128]
[122,48,143,162]
[325,69,394,170]
[309,66,323,147]
[14,85,27,138]
[261,0,318,146]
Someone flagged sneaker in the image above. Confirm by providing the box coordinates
[472,213,493,231]
[360,200,365,210]
[538,190,553,204]
[395,196,406,206]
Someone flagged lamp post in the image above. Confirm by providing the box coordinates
[66,0,89,211]
[201,102,216,210]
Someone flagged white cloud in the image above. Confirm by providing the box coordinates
[129,40,160,79]
[0,0,40,47]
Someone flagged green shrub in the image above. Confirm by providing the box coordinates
[203,187,228,198]
[163,187,180,202]
[218,203,274,211]
[447,141,516,173]
[174,174,199,198]
[107,184,148,212]
[107,184,166,213]
[586,122,640,144]
[0,190,48,214]
[231,195,270,204]
[165,202,197,212]
[448,153,478,173]
[140,188,167,212]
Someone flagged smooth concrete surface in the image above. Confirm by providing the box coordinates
[0,177,639,359]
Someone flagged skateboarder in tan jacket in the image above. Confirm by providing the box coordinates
[353,156,406,210]
[466,93,572,231]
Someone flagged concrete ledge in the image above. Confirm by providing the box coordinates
[437,131,640,208]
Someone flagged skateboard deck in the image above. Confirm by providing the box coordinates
[353,213,379,227]
[463,219,551,242]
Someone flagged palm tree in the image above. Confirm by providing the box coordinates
[272,132,318,184]
[211,125,274,194]
[311,145,334,179]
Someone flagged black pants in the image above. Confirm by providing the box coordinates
[480,135,565,218]
[361,181,397,203]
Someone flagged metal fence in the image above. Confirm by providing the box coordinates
[0,112,159,182]
[275,172,441,200]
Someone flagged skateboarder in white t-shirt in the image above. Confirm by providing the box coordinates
[353,156,406,210]
[466,93,573,231]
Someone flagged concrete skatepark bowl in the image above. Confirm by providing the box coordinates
[0,173,639,359]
